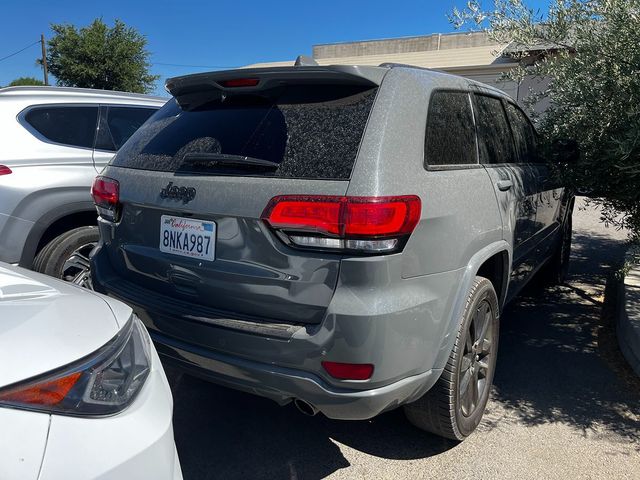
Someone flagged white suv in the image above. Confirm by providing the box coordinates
[0,86,165,285]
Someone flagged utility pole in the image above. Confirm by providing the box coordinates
[40,33,49,86]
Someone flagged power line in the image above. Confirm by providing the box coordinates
[0,43,240,70]
[0,40,41,64]
[0,45,240,70]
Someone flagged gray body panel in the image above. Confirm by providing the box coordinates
[0,86,166,266]
[91,65,572,418]
[98,169,348,325]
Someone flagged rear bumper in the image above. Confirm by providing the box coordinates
[92,244,461,420]
[153,330,440,420]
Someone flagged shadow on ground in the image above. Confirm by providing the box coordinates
[169,373,456,480]
[488,231,640,446]
[168,229,639,480]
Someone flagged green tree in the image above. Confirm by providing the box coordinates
[9,76,44,86]
[451,0,640,242]
[45,18,159,93]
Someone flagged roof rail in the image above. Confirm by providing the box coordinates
[0,85,166,101]
[378,62,434,71]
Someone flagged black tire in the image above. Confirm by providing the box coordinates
[32,226,99,288]
[540,213,572,286]
[404,276,499,440]
[31,233,60,273]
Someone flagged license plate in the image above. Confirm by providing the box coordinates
[160,215,216,261]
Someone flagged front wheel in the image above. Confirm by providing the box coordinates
[404,276,500,440]
[32,226,99,289]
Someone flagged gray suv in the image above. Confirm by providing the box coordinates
[0,86,165,285]
[90,64,574,440]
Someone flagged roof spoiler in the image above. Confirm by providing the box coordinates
[165,64,385,101]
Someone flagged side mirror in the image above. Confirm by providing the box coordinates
[550,139,580,165]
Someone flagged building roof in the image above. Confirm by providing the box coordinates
[245,44,514,70]
[245,31,517,71]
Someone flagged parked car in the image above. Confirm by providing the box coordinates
[0,263,181,479]
[90,63,574,440]
[0,86,166,286]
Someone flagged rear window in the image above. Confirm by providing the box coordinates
[111,85,378,179]
[23,105,98,149]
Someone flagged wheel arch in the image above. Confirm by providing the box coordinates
[432,241,511,372]
[476,250,509,309]
[19,201,97,268]
[559,191,576,226]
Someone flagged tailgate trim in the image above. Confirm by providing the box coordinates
[102,277,306,340]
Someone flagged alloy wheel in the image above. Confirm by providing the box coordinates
[61,242,96,289]
[459,299,494,417]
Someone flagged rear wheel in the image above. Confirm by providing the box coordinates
[404,276,499,440]
[33,226,99,288]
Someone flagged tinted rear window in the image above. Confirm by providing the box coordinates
[473,95,516,165]
[95,106,158,152]
[111,85,378,179]
[504,103,538,163]
[425,91,477,166]
[24,106,98,149]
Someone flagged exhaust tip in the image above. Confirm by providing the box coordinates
[294,398,318,416]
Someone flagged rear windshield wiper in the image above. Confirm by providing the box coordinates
[182,153,279,169]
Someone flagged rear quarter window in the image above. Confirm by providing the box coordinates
[425,91,477,167]
[23,105,98,149]
[95,106,158,152]
[111,85,378,180]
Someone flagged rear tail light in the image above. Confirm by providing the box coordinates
[0,165,12,175]
[322,361,374,380]
[261,195,421,254]
[91,175,120,222]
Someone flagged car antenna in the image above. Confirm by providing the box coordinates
[294,55,319,66]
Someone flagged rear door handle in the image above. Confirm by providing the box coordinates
[497,179,513,191]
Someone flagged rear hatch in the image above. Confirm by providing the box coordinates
[97,67,382,327]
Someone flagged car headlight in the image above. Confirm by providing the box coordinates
[0,315,151,416]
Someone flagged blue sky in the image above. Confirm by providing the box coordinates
[0,0,548,95]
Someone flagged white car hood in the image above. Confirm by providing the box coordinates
[0,265,129,388]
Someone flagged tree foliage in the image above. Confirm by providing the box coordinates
[45,18,159,93]
[452,0,640,242]
[9,77,44,86]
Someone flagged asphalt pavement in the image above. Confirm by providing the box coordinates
[167,198,640,480]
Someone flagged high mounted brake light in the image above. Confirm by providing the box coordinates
[220,78,260,88]
[91,176,120,222]
[261,195,421,254]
